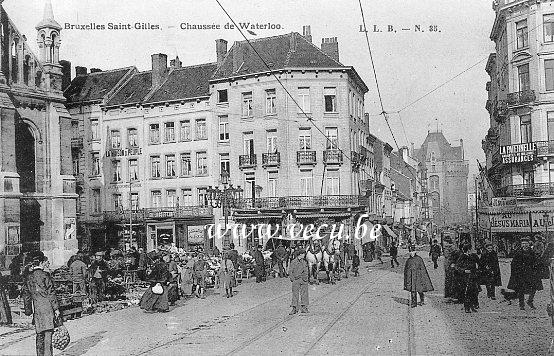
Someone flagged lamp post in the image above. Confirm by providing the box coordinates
[207,170,243,249]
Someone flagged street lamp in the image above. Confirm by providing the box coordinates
[207,170,243,249]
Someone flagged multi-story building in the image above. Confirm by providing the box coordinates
[65,54,216,252]
[481,0,554,252]
[374,139,394,219]
[0,2,78,267]
[415,131,469,227]
[211,28,370,250]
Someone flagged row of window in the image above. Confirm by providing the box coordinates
[217,87,340,115]
[515,15,554,50]
[89,151,208,180]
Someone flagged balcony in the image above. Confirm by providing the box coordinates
[262,152,280,167]
[297,150,316,165]
[102,206,213,223]
[71,137,83,148]
[360,146,369,163]
[239,154,257,169]
[236,195,369,209]
[497,183,554,197]
[351,151,361,172]
[323,150,343,165]
[507,90,536,106]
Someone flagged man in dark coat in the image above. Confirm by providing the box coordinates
[404,246,434,307]
[22,251,60,356]
[430,240,442,269]
[252,245,265,283]
[389,241,399,268]
[455,245,481,313]
[444,243,462,302]
[140,254,170,312]
[507,238,543,310]
[479,242,501,300]
[89,252,108,304]
[289,249,309,314]
[228,243,239,270]
[274,243,288,277]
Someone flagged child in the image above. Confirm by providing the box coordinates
[352,250,360,277]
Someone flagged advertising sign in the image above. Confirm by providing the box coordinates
[187,225,205,245]
[500,142,536,164]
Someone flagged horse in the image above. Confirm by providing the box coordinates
[305,239,323,284]
[322,238,342,284]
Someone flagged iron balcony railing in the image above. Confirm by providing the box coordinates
[323,150,343,165]
[262,152,280,167]
[507,90,536,106]
[239,154,257,169]
[235,195,369,209]
[71,137,83,148]
[497,183,554,197]
[297,150,316,165]
[101,206,213,223]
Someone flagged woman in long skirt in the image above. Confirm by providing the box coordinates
[140,254,170,313]
[219,255,235,298]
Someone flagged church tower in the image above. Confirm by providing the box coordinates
[35,0,63,91]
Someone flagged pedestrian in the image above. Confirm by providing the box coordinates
[137,248,148,281]
[344,241,356,278]
[213,245,221,258]
[192,252,208,298]
[0,272,12,325]
[533,235,545,257]
[352,250,360,277]
[479,242,501,300]
[507,237,543,310]
[403,246,434,308]
[181,254,195,297]
[219,253,235,298]
[140,254,170,313]
[444,243,462,302]
[89,252,108,304]
[166,255,179,306]
[228,243,239,271]
[289,249,309,315]
[274,243,287,277]
[252,245,265,283]
[389,241,400,268]
[430,239,442,269]
[69,254,88,295]
[456,244,481,313]
[22,251,60,356]
[374,243,383,264]
[9,253,23,280]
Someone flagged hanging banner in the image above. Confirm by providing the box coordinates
[489,213,531,233]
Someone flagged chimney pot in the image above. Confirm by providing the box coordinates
[75,66,87,77]
[170,56,182,69]
[59,59,71,90]
[216,39,228,66]
[151,53,168,88]
[321,37,339,62]
[302,25,312,43]
[90,68,102,73]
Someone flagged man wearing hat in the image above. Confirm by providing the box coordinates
[89,252,108,304]
[404,245,434,308]
[479,242,501,300]
[289,248,309,315]
[252,245,265,283]
[507,237,543,310]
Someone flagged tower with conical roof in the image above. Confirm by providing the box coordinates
[36,0,62,91]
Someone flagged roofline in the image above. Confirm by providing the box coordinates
[102,94,210,109]
[103,70,152,107]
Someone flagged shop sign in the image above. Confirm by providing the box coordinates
[500,142,536,164]
[489,213,531,232]
[106,147,142,157]
[187,225,205,244]
[491,197,517,207]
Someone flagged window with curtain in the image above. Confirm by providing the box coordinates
[520,114,532,143]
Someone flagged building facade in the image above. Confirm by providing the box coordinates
[415,131,469,227]
[65,55,217,252]
[210,29,371,251]
[481,0,554,253]
[0,2,78,268]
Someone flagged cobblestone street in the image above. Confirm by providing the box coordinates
[0,251,551,355]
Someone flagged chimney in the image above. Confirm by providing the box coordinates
[170,56,182,69]
[321,37,339,62]
[232,41,243,73]
[90,68,102,73]
[302,25,312,43]
[460,139,464,160]
[75,66,87,77]
[59,59,71,90]
[216,39,228,66]
[151,53,167,88]
[290,32,297,52]
[410,142,415,157]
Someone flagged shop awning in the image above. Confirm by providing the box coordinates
[383,225,398,239]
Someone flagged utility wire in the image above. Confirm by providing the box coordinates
[214,0,372,179]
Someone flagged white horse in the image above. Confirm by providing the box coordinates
[305,240,323,284]
[322,238,341,284]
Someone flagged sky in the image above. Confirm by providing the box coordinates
[5,0,495,179]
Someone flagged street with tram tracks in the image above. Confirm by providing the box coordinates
[0,251,550,355]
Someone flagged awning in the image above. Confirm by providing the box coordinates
[382,225,398,239]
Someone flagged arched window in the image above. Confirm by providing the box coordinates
[49,33,56,63]
[429,175,439,192]
[16,121,36,193]
[23,55,30,85]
